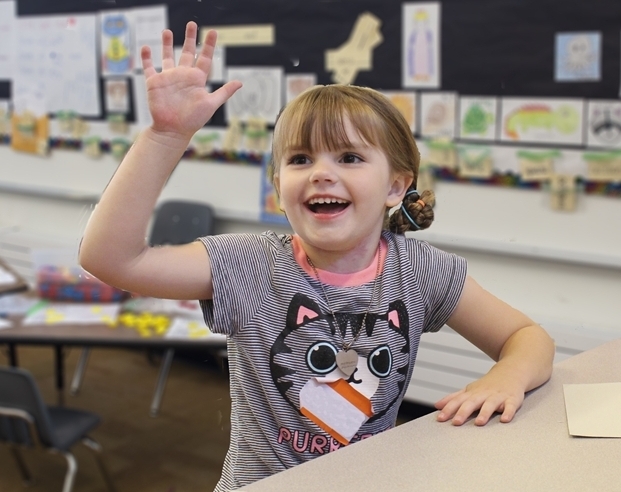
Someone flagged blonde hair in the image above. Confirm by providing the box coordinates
[270,85,434,233]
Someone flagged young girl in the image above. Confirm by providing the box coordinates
[80,22,555,491]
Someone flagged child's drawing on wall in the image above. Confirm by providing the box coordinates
[402,2,440,88]
[500,98,584,145]
[555,32,601,82]
[101,13,132,76]
[586,100,621,149]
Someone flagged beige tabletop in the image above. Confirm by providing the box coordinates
[244,339,621,492]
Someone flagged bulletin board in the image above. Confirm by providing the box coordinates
[8,0,621,123]
[2,0,621,210]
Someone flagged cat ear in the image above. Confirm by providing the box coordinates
[287,293,323,328]
[297,306,319,325]
[386,300,408,331]
[388,309,400,329]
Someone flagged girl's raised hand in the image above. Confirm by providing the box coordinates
[141,21,242,143]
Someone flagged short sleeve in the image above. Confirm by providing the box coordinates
[198,233,275,336]
[406,239,467,333]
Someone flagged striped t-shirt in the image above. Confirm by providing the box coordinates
[199,230,467,491]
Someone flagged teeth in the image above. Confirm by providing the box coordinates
[308,197,348,205]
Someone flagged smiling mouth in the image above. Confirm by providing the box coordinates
[306,198,350,214]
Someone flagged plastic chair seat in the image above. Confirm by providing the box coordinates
[47,407,101,452]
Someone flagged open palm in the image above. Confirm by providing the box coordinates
[141,22,242,141]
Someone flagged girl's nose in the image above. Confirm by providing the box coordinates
[309,158,336,183]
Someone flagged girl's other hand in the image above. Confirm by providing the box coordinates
[434,371,525,426]
[141,21,242,143]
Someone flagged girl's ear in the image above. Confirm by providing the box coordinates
[386,173,413,208]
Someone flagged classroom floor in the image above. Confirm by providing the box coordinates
[0,345,434,492]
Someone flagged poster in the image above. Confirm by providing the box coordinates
[402,2,441,89]
[555,32,601,82]
[226,67,283,124]
[420,92,456,138]
[585,100,621,149]
[131,5,168,71]
[100,11,133,76]
[285,74,317,103]
[458,96,498,141]
[500,97,585,145]
[381,91,417,133]
[12,14,101,117]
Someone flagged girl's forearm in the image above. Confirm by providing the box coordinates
[494,324,555,393]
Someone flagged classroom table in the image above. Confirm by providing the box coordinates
[243,338,621,492]
[0,302,226,413]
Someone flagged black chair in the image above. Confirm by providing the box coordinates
[0,366,116,492]
[146,200,218,416]
[148,199,216,248]
[71,200,220,416]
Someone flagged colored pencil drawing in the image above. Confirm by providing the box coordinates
[459,97,498,141]
[500,98,584,145]
[555,32,601,82]
[381,91,417,133]
[402,2,440,88]
[100,13,132,76]
[586,101,621,149]
[420,92,456,138]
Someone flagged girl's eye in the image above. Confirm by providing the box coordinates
[288,154,310,165]
[341,153,362,164]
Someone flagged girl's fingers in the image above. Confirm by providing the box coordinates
[141,46,157,78]
[500,400,519,423]
[195,29,217,76]
[209,80,243,109]
[161,29,176,70]
[178,21,198,67]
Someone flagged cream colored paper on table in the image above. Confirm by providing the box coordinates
[563,383,621,437]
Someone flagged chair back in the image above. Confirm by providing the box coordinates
[0,366,56,448]
[149,200,216,246]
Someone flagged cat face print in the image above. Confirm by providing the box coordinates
[270,293,411,425]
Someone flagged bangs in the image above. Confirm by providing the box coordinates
[273,86,385,166]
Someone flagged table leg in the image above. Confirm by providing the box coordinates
[8,343,18,366]
[54,345,65,406]
[150,348,175,417]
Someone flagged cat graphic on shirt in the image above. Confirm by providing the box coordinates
[270,293,411,425]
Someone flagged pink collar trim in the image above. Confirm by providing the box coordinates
[292,235,386,287]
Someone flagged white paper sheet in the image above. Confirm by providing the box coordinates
[0,1,16,79]
[225,67,283,124]
[131,5,168,70]
[12,13,101,116]
[564,383,621,438]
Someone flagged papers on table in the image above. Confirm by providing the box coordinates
[8,295,221,342]
[0,317,12,330]
[0,293,40,315]
[564,383,621,438]
[22,302,121,325]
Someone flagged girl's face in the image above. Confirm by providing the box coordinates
[274,118,410,268]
